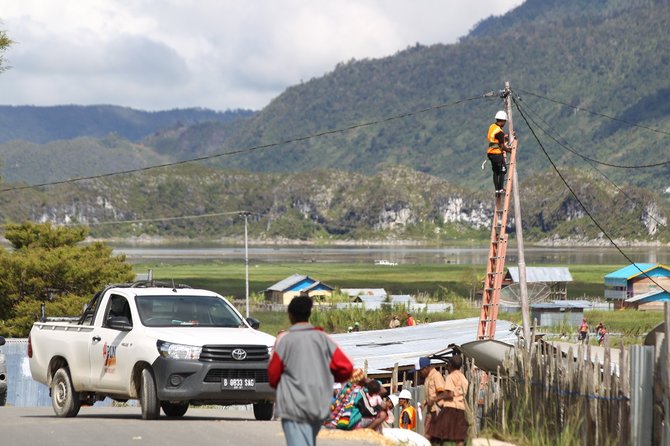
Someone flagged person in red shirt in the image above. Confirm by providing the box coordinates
[406,313,416,327]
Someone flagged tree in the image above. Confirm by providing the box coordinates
[0,26,11,73]
[0,222,134,336]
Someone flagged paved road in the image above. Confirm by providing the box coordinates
[0,406,381,446]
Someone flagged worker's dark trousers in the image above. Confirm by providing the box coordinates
[488,153,506,191]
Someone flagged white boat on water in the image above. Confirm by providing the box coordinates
[374,259,398,266]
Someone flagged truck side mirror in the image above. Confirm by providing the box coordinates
[0,336,5,346]
[246,317,260,329]
[107,316,133,332]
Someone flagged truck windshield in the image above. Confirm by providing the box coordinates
[135,295,245,328]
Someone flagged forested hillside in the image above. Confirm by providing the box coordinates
[0,165,666,243]
[0,0,668,243]
[144,0,670,192]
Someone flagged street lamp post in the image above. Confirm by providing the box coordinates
[243,212,250,318]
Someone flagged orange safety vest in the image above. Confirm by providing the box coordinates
[399,406,417,430]
[487,123,505,155]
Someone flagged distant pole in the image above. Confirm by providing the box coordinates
[243,212,250,318]
[504,81,532,348]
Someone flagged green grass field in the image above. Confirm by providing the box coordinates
[134,261,622,299]
[133,261,664,340]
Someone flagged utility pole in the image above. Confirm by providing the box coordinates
[242,211,251,318]
[503,81,532,348]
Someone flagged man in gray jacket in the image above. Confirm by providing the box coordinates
[268,296,353,446]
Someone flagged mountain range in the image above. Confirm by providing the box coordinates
[0,0,668,242]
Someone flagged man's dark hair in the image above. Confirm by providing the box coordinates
[449,354,463,370]
[288,296,313,322]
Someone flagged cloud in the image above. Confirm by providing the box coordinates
[0,0,523,111]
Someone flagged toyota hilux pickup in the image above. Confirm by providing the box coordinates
[28,281,275,419]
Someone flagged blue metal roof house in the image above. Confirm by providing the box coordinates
[264,273,334,305]
[604,263,670,308]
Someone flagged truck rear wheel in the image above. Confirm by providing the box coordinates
[253,402,274,420]
[140,367,160,420]
[51,367,80,417]
[161,401,189,417]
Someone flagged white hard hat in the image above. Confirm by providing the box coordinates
[398,389,413,400]
[388,395,399,407]
[495,110,508,121]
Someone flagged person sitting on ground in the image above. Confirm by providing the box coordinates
[366,395,396,432]
[384,395,399,429]
[325,368,367,430]
[406,313,416,327]
[355,379,383,429]
[389,315,401,329]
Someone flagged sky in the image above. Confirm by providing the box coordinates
[0,0,523,112]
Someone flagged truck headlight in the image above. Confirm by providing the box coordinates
[157,340,202,360]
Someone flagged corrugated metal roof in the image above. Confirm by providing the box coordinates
[531,302,589,310]
[507,267,573,283]
[389,295,414,303]
[331,318,515,375]
[604,263,662,280]
[341,288,387,298]
[353,295,415,305]
[625,290,670,303]
[266,273,307,291]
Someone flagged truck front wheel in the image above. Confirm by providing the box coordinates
[140,367,160,420]
[253,402,274,420]
[51,367,80,417]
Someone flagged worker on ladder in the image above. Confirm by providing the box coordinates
[486,110,511,195]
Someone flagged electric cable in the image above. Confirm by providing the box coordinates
[517,88,670,138]
[513,96,668,293]
[62,210,256,226]
[0,95,485,194]
[514,97,666,229]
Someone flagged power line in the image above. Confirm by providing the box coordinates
[514,98,666,229]
[0,95,485,195]
[517,88,670,138]
[64,210,254,226]
[513,96,668,294]
[514,97,670,169]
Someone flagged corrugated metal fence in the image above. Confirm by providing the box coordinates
[1,338,116,408]
[1,339,51,407]
[389,338,668,445]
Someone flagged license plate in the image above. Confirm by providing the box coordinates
[221,378,256,390]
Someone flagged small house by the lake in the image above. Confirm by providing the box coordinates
[604,263,670,309]
[264,274,334,305]
[530,300,590,327]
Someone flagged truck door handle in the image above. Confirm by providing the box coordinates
[92,336,101,342]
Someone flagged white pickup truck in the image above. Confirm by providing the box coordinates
[28,281,276,420]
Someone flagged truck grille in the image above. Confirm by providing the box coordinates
[204,369,269,383]
[200,345,269,362]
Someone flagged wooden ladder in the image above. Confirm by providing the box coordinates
[477,139,518,340]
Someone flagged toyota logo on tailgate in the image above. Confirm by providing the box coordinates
[231,348,247,360]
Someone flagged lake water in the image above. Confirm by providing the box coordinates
[112,244,670,266]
